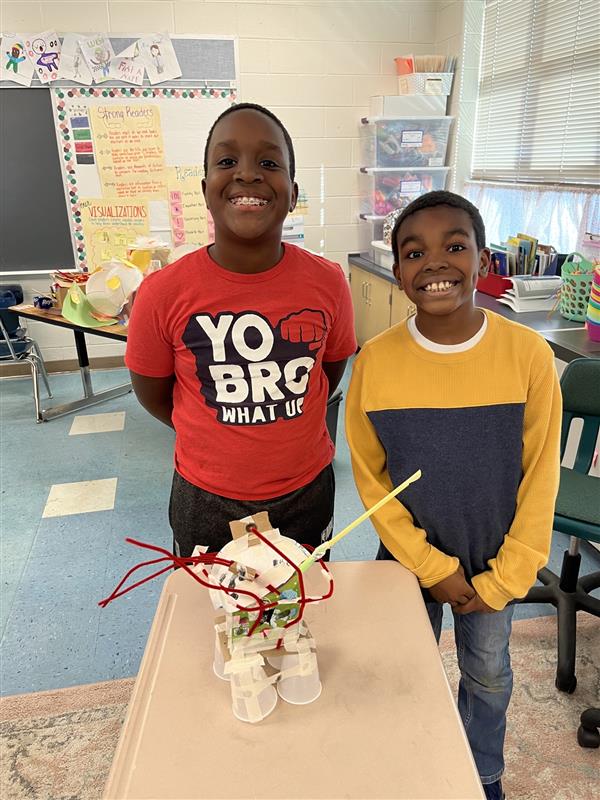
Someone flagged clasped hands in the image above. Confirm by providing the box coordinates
[429,565,495,614]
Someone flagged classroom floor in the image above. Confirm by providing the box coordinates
[1,364,599,697]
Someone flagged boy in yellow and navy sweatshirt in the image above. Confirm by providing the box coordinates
[345,191,561,800]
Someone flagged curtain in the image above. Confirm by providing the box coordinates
[465,180,600,253]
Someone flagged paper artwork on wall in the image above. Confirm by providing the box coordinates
[166,166,208,246]
[79,198,150,268]
[109,55,145,86]
[138,34,182,85]
[58,34,93,84]
[90,104,167,198]
[3,34,34,86]
[24,31,61,83]
[78,34,115,84]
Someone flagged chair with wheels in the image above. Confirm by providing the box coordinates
[577,707,600,748]
[0,286,52,422]
[520,357,600,694]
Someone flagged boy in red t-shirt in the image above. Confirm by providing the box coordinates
[125,103,357,557]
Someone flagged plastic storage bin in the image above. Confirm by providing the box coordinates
[360,117,453,169]
[359,167,450,216]
[369,94,447,117]
[370,240,394,270]
[398,72,454,95]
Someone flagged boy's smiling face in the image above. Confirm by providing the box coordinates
[393,205,490,321]
[202,109,298,244]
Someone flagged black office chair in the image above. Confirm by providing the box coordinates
[519,358,600,746]
[577,707,600,748]
[0,286,52,421]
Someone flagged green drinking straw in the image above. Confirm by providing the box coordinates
[298,469,422,573]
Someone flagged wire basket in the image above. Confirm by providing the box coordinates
[559,252,595,322]
[397,72,454,95]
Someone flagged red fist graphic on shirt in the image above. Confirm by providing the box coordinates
[279,309,327,351]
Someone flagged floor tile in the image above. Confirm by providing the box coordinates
[69,411,126,435]
[42,478,118,518]
[0,594,99,695]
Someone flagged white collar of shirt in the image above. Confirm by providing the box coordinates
[407,313,488,353]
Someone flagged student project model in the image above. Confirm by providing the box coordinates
[100,470,421,723]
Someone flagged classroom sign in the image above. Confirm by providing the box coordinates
[90,104,167,199]
[80,198,150,268]
[166,165,208,247]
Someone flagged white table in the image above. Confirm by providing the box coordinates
[104,561,484,800]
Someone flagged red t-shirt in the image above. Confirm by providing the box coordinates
[125,244,356,500]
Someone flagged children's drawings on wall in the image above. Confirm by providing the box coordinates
[166,166,208,247]
[90,104,167,199]
[3,34,34,86]
[109,56,145,86]
[78,34,115,84]
[80,198,150,268]
[58,34,93,84]
[25,31,61,84]
[139,34,182,84]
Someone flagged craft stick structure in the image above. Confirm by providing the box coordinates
[100,469,421,723]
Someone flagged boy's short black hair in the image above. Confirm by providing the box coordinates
[203,102,296,181]
[391,190,486,264]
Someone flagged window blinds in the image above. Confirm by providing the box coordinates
[472,0,600,186]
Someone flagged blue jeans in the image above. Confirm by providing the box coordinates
[427,601,515,785]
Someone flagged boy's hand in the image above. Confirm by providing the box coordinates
[453,593,496,615]
[429,566,476,607]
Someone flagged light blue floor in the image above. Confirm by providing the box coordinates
[1,365,599,696]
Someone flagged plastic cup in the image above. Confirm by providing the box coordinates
[265,650,285,671]
[230,666,278,723]
[213,633,229,681]
[276,651,322,705]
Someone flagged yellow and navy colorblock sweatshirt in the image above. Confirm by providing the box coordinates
[345,309,562,610]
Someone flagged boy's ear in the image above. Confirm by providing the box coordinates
[393,262,402,288]
[289,182,298,213]
[479,247,491,278]
[201,178,208,208]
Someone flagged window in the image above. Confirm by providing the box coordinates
[472,0,600,186]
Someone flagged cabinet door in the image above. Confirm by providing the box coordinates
[363,274,392,342]
[390,285,416,325]
[350,266,370,346]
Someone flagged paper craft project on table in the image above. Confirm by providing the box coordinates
[100,470,422,724]
[24,31,61,83]
[3,34,34,86]
[90,104,167,199]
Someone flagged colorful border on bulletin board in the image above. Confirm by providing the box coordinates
[53,85,237,270]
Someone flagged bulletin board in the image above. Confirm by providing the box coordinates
[0,33,238,273]
[52,85,235,269]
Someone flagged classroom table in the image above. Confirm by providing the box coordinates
[475,292,600,362]
[10,303,131,422]
[103,561,485,800]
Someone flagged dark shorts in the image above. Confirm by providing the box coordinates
[169,464,335,558]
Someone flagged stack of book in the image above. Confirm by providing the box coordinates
[488,233,558,277]
[496,275,561,313]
